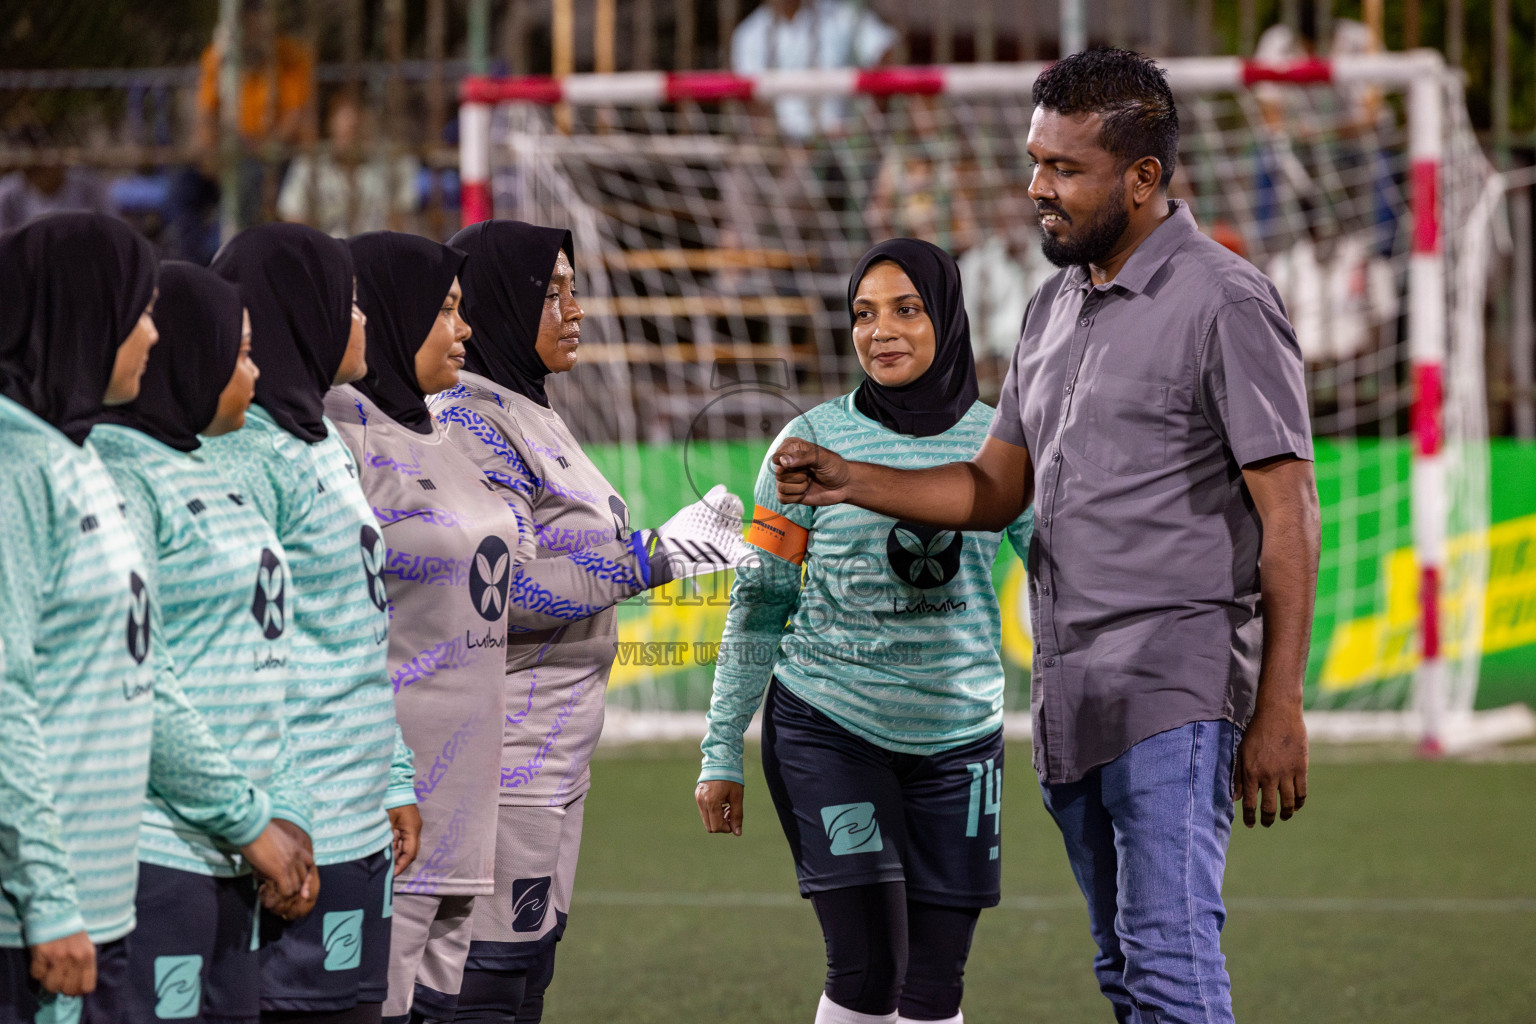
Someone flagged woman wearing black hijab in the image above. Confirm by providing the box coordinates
[200,222,422,1024]
[323,230,527,1024]
[92,261,327,1024]
[430,220,750,1024]
[0,215,304,1022]
[697,239,1033,1024]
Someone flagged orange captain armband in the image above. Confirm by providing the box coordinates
[747,505,809,566]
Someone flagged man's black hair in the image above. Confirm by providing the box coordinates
[1031,48,1180,188]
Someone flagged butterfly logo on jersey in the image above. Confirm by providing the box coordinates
[511,876,552,932]
[886,522,964,589]
[126,571,151,665]
[359,525,388,611]
[469,536,511,622]
[251,548,286,640]
[609,495,629,540]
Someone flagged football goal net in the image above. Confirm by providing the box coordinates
[459,52,1509,750]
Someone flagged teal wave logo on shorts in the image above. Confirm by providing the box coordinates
[323,909,365,971]
[153,955,203,1019]
[820,802,883,856]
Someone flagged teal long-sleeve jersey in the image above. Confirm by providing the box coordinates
[93,424,316,876]
[202,406,415,866]
[700,395,1032,785]
[0,399,270,946]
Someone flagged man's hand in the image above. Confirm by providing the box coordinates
[696,781,745,837]
[772,434,1031,531]
[772,438,852,507]
[389,804,422,876]
[30,931,96,996]
[1235,703,1309,828]
[244,819,317,919]
[1239,456,1319,830]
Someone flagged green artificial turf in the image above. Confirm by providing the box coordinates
[540,742,1536,1023]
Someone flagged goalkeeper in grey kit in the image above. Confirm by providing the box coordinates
[430,219,752,1023]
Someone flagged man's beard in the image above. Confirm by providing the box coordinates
[1038,182,1130,269]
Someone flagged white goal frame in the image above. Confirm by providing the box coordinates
[459,53,1516,751]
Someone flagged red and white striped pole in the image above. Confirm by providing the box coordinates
[459,98,493,226]
[456,56,1442,112]
[1408,72,1448,755]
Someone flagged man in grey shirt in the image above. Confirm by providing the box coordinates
[772,49,1319,1024]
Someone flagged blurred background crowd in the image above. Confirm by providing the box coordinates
[1,0,1532,432]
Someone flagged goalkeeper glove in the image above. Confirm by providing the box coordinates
[649,484,760,580]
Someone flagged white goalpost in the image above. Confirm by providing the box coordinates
[458,52,1520,750]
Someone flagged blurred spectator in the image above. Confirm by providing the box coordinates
[1254,8,1381,134]
[0,165,117,231]
[277,93,419,237]
[731,0,898,141]
[1267,231,1397,364]
[952,181,1056,402]
[191,0,316,230]
[1251,7,1396,258]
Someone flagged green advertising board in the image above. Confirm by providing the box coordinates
[589,439,1536,712]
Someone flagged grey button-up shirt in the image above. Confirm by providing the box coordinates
[990,201,1312,784]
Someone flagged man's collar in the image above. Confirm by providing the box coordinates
[1068,199,1197,295]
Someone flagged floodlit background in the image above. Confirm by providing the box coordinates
[3,1,1534,1020]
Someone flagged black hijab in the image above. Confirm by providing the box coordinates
[848,238,979,438]
[348,231,467,434]
[211,223,355,443]
[447,219,572,408]
[97,262,244,453]
[0,212,157,445]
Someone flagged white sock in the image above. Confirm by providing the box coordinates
[815,992,899,1024]
[897,1013,963,1024]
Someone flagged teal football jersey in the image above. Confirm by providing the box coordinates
[700,394,1032,785]
[0,398,159,946]
[202,406,415,866]
[94,424,314,877]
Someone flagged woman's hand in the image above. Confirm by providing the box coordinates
[244,818,317,920]
[696,780,745,837]
[30,931,95,996]
[389,804,423,875]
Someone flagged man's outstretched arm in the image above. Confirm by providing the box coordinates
[772,434,1033,532]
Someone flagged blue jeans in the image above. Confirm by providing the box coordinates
[1040,720,1239,1024]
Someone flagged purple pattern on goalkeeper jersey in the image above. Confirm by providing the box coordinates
[566,549,646,589]
[391,636,471,693]
[366,446,424,477]
[534,523,615,554]
[500,678,584,799]
[372,506,475,529]
[327,384,515,896]
[436,382,502,409]
[415,714,484,802]
[433,405,538,496]
[508,574,603,622]
[429,373,651,808]
[385,550,472,587]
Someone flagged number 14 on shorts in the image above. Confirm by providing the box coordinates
[965,759,1001,861]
